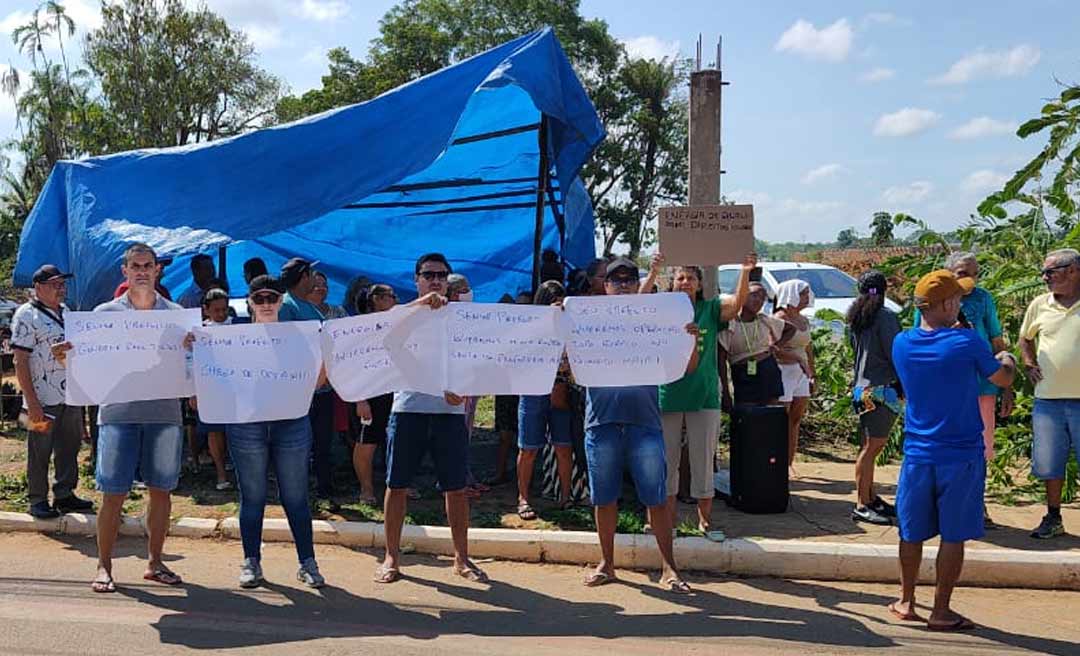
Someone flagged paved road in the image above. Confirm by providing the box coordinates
[0,532,1077,655]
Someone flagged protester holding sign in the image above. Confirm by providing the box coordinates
[199,288,232,491]
[580,257,700,593]
[208,274,326,589]
[375,253,488,585]
[639,252,755,540]
[11,265,93,519]
[54,243,190,594]
[718,282,794,408]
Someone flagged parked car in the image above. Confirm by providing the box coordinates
[716,262,901,331]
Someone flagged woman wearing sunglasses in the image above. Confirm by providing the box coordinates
[221,275,327,589]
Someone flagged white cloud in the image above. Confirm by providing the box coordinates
[775,18,853,62]
[873,107,940,137]
[295,0,349,22]
[301,46,327,65]
[859,67,894,83]
[0,10,34,36]
[727,189,844,216]
[243,24,283,51]
[930,44,1041,85]
[961,170,1009,194]
[947,116,1018,140]
[622,35,681,61]
[882,181,933,205]
[64,0,104,31]
[801,163,844,185]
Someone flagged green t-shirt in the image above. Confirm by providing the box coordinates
[659,296,727,412]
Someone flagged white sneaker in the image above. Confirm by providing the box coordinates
[297,558,325,588]
[239,558,263,588]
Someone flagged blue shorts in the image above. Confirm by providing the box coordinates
[1031,398,1080,480]
[584,423,666,507]
[518,395,573,450]
[386,413,468,492]
[96,423,184,494]
[896,458,985,543]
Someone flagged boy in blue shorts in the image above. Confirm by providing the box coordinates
[582,258,700,592]
[890,270,1015,630]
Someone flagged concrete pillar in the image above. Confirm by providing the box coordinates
[689,69,724,299]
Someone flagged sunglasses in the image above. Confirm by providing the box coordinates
[1041,263,1072,278]
[250,292,281,305]
[418,270,450,281]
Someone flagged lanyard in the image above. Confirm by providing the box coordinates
[739,318,760,356]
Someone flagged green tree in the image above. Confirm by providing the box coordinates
[835,228,859,249]
[870,211,894,246]
[84,0,283,150]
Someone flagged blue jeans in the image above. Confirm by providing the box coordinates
[386,413,469,491]
[227,417,315,563]
[1032,398,1080,480]
[518,395,573,450]
[584,423,666,507]
[96,423,183,494]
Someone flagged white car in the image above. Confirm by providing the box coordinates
[716,262,901,329]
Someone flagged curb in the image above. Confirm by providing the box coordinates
[3,511,1078,590]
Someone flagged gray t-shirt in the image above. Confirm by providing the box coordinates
[851,308,901,389]
[95,292,185,425]
[392,390,465,415]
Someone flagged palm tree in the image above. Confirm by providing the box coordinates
[11,8,54,71]
[44,1,76,87]
[870,211,894,246]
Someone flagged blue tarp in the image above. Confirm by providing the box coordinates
[14,28,604,308]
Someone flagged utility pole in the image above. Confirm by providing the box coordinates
[689,35,728,299]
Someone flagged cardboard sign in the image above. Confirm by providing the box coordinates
[64,309,201,405]
[193,321,323,423]
[562,293,694,387]
[658,204,754,265]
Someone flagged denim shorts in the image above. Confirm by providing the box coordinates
[584,423,666,507]
[518,395,573,450]
[896,458,985,543]
[386,413,469,492]
[1032,398,1080,480]
[96,423,184,494]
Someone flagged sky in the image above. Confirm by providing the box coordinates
[0,0,1077,243]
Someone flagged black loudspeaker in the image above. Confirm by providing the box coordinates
[729,404,790,514]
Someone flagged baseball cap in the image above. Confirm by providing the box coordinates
[913,269,975,307]
[605,257,639,279]
[32,264,73,284]
[247,275,284,295]
[279,257,319,287]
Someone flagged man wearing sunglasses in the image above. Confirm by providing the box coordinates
[11,265,93,519]
[1020,248,1080,539]
[375,252,488,585]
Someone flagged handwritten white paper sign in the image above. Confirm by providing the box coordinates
[65,309,201,405]
[193,321,323,423]
[445,304,565,395]
[383,303,567,396]
[563,293,694,386]
[321,307,438,401]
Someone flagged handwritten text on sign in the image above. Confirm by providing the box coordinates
[321,306,438,402]
[193,321,322,423]
[383,303,566,396]
[65,309,201,405]
[562,293,693,386]
[658,204,754,265]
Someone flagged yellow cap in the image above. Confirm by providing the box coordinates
[913,269,974,307]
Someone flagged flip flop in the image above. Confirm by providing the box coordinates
[662,577,692,594]
[583,571,617,587]
[91,574,116,594]
[143,567,182,586]
[517,503,538,521]
[358,494,379,505]
[704,529,727,543]
[373,565,400,584]
[927,616,976,632]
[454,563,489,583]
[888,601,923,622]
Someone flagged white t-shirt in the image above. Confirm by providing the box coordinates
[10,301,68,407]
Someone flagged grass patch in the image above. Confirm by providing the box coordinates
[676,518,704,538]
[474,395,495,429]
[0,472,27,505]
[471,511,504,529]
[615,509,647,534]
[404,508,444,526]
[339,502,383,523]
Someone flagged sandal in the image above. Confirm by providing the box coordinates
[888,601,923,622]
[927,616,976,632]
[359,494,379,506]
[91,573,116,594]
[704,529,727,543]
[517,502,538,521]
[373,564,400,584]
[143,566,183,586]
[583,571,617,587]
[454,562,489,583]
[662,577,692,594]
